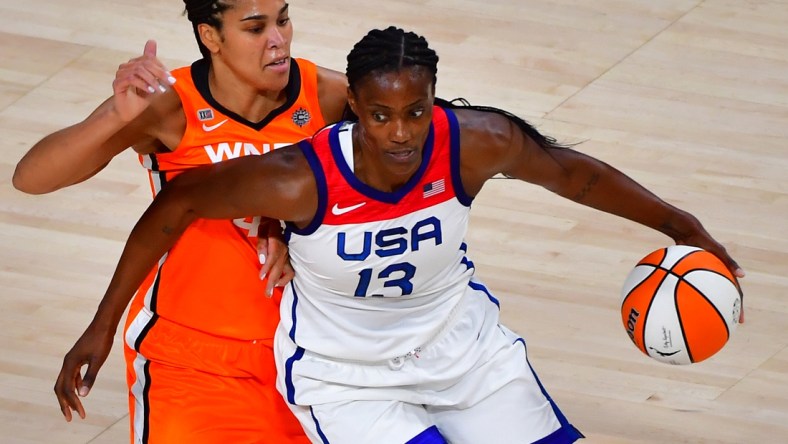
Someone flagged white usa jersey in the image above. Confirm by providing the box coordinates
[282,107,477,361]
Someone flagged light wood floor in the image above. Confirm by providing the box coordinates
[1,0,787,443]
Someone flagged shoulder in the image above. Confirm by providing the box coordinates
[132,88,185,152]
[315,65,349,124]
[447,107,522,196]
[452,107,516,153]
[315,65,347,87]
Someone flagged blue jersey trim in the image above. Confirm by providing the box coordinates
[309,406,331,444]
[405,425,448,444]
[328,120,436,204]
[285,139,328,237]
[288,284,300,341]
[285,285,304,405]
[459,242,475,272]
[285,344,305,405]
[468,279,500,308]
[514,338,585,443]
[444,107,473,207]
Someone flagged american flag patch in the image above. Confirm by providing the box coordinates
[422,178,445,198]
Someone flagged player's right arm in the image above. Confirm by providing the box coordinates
[13,40,175,194]
[54,145,317,420]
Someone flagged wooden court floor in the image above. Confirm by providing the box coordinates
[1,0,786,442]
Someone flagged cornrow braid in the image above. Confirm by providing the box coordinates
[183,0,233,59]
[346,26,439,92]
[435,97,576,157]
[344,27,572,159]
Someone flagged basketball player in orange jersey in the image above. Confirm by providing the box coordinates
[13,0,347,442]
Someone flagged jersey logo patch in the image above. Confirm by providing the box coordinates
[202,119,228,132]
[292,107,311,127]
[197,108,214,121]
[331,202,366,215]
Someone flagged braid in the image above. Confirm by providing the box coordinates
[435,97,577,171]
[346,26,439,92]
[344,27,571,158]
[182,0,233,59]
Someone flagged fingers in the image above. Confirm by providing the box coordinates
[257,233,291,296]
[731,272,745,324]
[143,39,157,57]
[80,359,101,398]
[278,262,295,287]
[54,358,86,422]
[112,41,175,97]
[260,239,286,297]
[257,218,291,297]
[257,237,270,280]
[265,251,288,297]
[719,247,745,279]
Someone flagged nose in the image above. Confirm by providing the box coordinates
[390,119,412,144]
[267,27,285,49]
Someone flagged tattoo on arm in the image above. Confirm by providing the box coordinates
[659,221,684,241]
[161,225,175,235]
[573,173,600,201]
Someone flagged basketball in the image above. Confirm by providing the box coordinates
[620,245,741,365]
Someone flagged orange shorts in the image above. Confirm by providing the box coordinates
[123,315,308,444]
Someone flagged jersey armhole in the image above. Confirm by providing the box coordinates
[284,138,328,237]
[444,107,473,207]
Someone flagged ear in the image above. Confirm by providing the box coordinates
[198,23,222,55]
[347,87,359,116]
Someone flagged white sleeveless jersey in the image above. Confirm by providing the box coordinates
[282,107,477,361]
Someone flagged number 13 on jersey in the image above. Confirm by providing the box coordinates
[337,216,443,298]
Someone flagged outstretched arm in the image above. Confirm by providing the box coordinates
[457,108,744,279]
[53,145,317,420]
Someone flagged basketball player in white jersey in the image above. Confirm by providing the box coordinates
[81,27,743,443]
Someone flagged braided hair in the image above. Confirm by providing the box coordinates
[183,0,234,59]
[345,26,571,152]
[436,98,574,152]
[346,26,439,92]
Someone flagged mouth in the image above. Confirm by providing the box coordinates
[386,148,417,162]
[265,56,290,69]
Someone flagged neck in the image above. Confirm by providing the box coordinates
[352,125,409,193]
[207,61,287,123]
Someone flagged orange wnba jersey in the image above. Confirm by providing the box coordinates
[127,58,327,347]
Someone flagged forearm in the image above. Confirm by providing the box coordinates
[549,149,701,242]
[90,189,196,330]
[13,101,129,194]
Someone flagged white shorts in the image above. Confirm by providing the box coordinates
[275,278,583,444]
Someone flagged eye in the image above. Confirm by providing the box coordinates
[278,17,290,26]
[411,108,425,118]
[247,25,264,34]
[372,112,387,122]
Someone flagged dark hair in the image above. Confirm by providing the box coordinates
[346,26,439,92]
[436,98,575,153]
[183,0,233,59]
[344,27,572,154]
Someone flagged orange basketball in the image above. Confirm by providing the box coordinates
[620,245,741,365]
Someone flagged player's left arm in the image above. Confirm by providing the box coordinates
[456,108,743,279]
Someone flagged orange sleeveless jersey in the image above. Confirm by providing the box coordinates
[130,58,327,343]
